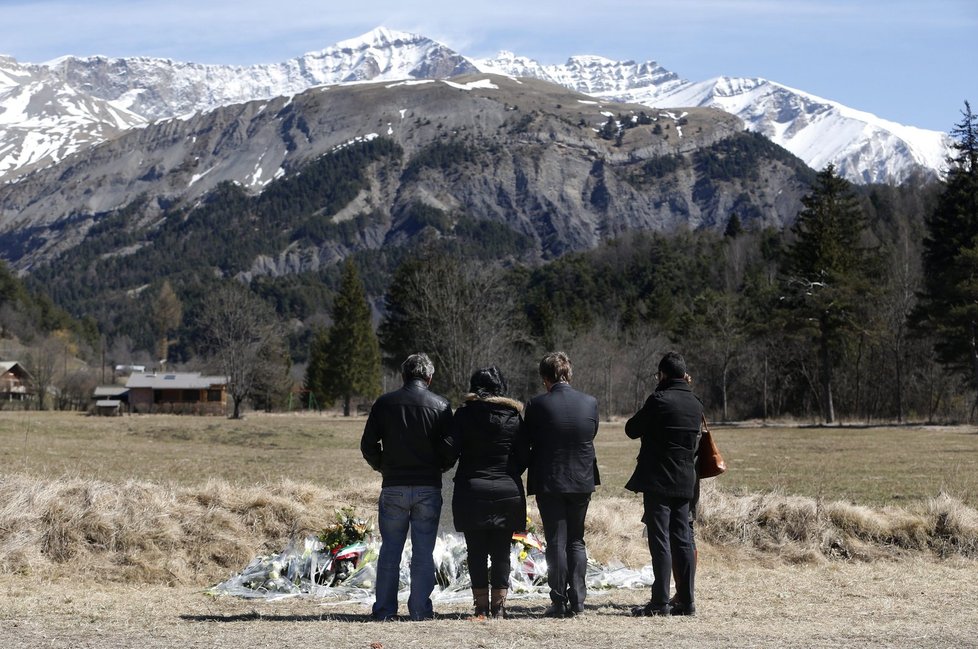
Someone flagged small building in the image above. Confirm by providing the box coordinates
[93,385,130,416]
[0,361,33,403]
[94,399,122,416]
[125,372,228,415]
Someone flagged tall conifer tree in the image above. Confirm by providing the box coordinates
[916,102,978,408]
[313,259,381,415]
[781,165,882,423]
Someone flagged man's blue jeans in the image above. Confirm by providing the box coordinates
[373,485,442,620]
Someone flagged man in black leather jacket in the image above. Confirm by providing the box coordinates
[361,353,453,621]
[625,351,703,617]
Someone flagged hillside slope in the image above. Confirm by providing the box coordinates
[0,74,811,278]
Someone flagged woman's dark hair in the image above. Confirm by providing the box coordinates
[469,366,507,398]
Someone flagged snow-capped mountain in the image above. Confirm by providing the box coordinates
[476,53,949,184]
[0,27,951,185]
[602,73,947,184]
[478,52,688,98]
[0,55,145,179]
[42,27,477,120]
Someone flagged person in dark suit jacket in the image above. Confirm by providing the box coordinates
[522,351,599,618]
[624,351,703,617]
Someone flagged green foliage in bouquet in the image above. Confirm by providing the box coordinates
[317,507,372,552]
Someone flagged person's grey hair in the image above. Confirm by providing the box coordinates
[402,353,435,382]
[539,351,572,384]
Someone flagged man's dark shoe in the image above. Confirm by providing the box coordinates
[631,602,671,617]
[567,604,584,617]
[670,602,696,616]
[543,602,567,618]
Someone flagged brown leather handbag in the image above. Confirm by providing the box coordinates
[696,415,727,479]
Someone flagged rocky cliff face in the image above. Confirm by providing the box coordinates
[0,74,810,276]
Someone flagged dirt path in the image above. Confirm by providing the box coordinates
[3,554,976,648]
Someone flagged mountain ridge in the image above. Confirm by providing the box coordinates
[0,27,949,186]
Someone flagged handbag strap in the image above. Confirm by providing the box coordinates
[701,413,710,433]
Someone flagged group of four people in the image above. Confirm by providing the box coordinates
[360,350,703,621]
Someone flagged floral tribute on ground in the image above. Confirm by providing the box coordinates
[208,510,655,603]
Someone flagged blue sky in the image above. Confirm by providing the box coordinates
[0,0,974,132]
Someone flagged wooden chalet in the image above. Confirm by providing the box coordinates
[0,361,32,403]
[125,372,228,415]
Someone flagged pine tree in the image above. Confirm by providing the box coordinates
[599,115,618,141]
[314,259,382,415]
[780,165,882,423]
[724,213,743,238]
[916,102,978,407]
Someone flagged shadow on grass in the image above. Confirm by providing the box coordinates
[793,422,977,430]
[179,603,643,623]
[179,611,471,623]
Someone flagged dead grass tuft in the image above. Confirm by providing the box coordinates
[583,497,650,567]
[3,473,976,588]
[0,474,378,586]
[697,480,978,561]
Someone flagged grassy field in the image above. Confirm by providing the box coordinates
[2,411,975,505]
[1,411,977,648]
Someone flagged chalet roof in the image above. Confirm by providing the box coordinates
[125,372,227,390]
[0,361,30,377]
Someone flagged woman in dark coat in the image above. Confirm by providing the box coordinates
[449,366,530,619]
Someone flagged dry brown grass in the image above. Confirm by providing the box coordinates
[1,475,976,591]
[0,475,380,586]
[696,481,978,562]
[2,412,978,647]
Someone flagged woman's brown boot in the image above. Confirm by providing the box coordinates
[490,588,508,619]
[471,588,490,618]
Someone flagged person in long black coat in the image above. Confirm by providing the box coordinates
[624,351,703,617]
[523,351,599,618]
[448,366,529,619]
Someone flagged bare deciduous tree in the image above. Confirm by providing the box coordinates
[23,333,68,410]
[56,368,99,411]
[196,284,286,419]
[381,251,519,400]
[152,281,183,366]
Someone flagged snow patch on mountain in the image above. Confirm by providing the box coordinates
[442,78,499,91]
